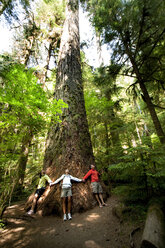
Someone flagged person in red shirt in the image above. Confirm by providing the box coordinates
[83,164,107,208]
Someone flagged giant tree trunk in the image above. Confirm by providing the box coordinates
[31,0,96,216]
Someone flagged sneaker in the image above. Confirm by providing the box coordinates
[27,209,34,215]
[63,214,67,221]
[68,213,72,220]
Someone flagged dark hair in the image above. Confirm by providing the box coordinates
[39,170,45,178]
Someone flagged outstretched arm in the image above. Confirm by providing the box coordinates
[83,170,92,181]
[70,175,82,182]
[51,175,64,185]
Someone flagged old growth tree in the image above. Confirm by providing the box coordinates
[34,0,95,215]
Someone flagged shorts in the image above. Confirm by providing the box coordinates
[35,187,45,197]
[91,182,103,194]
[61,187,72,198]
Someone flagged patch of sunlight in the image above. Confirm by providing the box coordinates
[41,228,57,235]
[70,223,83,227]
[8,204,19,209]
[4,227,25,238]
[1,228,10,234]
[13,227,25,232]
[10,219,25,225]
[85,213,100,222]
[85,240,102,248]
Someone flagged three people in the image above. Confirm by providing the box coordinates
[27,165,107,219]
[50,169,82,221]
[28,170,52,215]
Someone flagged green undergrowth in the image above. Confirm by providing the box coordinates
[0,219,6,229]
[112,185,147,224]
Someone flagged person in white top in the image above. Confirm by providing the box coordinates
[51,169,82,221]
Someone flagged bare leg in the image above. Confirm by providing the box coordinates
[68,196,72,214]
[31,194,39,212]
[99,193,107,206]
[62,197,66,214]
[94,194,102,207]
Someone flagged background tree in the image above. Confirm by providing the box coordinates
[82,0,165,144]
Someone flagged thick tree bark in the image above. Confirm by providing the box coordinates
[33,0,97,216]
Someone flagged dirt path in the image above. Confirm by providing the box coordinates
[0,196,143,248]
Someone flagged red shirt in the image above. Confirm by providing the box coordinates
[83,169,100,182]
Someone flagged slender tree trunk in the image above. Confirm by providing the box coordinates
[96,31,104,66]
[124,41,165,144]
[105,90,122,150]
[43,42,52,87]
[104,122,111,164]
[139,81,165,144]
[104,122,110,155]
[35,0,96,216]
[14,129,33,194]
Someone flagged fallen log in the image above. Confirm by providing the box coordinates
[141,203,165,248]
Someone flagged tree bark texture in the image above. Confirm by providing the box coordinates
[30,0,97,216]
[141,204,165,248]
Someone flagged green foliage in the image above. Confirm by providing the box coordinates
[109,138,165,203]
[0,219,5,229]
[36,0,65,28]
[0,0,67,214]
[0,55,67,210]
[83,61,124,171]
[83,0,165,141]
[0,57,67,131]
[84,0,165,83]
[81,0,165,208]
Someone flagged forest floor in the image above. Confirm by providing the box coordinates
[0,195,144,248]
